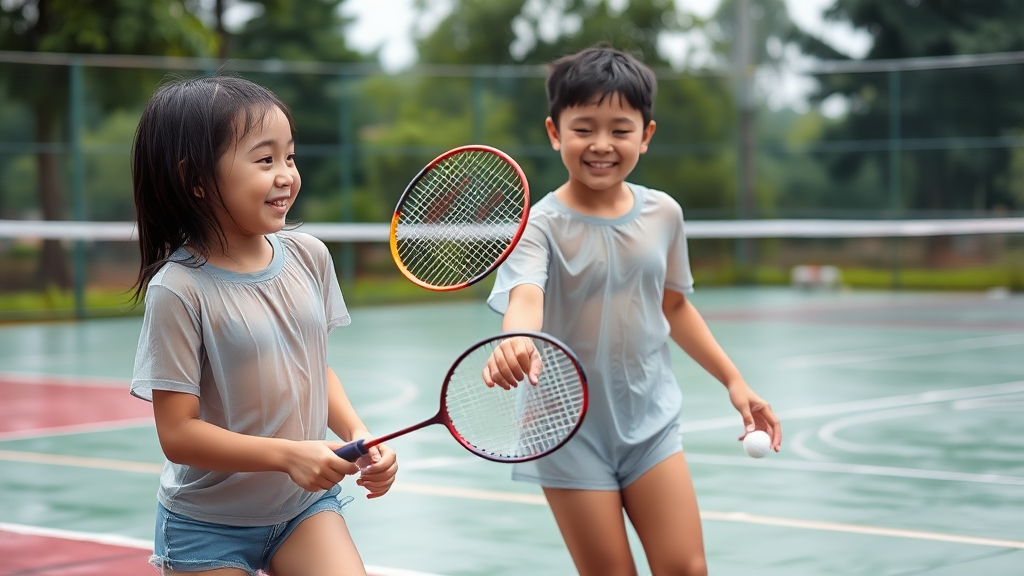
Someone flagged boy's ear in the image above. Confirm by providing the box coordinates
[545,117,561,151]
[639,120,657,154]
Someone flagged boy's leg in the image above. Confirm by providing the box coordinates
[267,512,366,576]
[541,487,638,576]
[622,452,707,576]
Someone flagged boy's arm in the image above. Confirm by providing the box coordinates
[152,390,358,492]
[662,289,782,451]
[484,283,545,389]
[326,367,397,498]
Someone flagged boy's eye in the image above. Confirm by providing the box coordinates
[572,128,592,134]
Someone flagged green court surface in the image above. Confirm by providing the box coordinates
[1,288,1022,575]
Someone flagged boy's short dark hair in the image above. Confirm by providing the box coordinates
[546,46,657,128]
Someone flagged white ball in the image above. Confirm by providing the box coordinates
[743,430,771,459]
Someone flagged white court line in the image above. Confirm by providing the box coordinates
[683,453,1024,486]
[0,417,154,442]
[0,370,130,388]
[695,512,1024,550]
[2,453,1023,550]
[5,445,1024,487]
[779,333,1024,369]
[0,522,446,576]
[680,380,1024,432]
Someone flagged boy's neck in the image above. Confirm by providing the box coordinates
[554,181,634,219]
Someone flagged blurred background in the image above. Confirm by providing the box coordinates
[2,0,1024,321]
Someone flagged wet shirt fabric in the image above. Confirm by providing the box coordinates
[488,183,694,484]
[131,231,350,526]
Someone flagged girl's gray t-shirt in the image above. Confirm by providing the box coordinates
[488,184,694,476]
[131,231,350,526]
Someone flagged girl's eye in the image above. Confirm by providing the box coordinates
[257,156,273,164]
[287,153,296,163]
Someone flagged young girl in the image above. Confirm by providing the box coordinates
[130,75,397,576]
[483,47,782,576]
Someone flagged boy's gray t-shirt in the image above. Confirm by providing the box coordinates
[131,231,350,526]
[488,184,694,477]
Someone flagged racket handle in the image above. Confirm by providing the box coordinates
[334,439,368,462]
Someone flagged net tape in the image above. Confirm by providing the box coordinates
[5,217,1024,242]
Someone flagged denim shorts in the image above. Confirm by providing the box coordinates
[150,485,352,575]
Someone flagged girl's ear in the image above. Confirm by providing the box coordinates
[178,159,205,198]
[545,117,561,151]
[639,120,657,154]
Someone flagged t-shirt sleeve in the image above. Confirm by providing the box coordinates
[487,222,550,315]
[130,284,204,402]
[665,202,695,294]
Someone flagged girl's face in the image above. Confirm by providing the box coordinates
[545,93,655,196]
[213,106,300,240]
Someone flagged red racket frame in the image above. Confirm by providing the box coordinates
[389,144,530,291]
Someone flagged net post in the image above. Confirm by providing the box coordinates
[69,58,86,319]
[337,74,356,285]
[888,69,902,289]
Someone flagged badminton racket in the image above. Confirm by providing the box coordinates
[390,145,530,291]
[335,332,587,464]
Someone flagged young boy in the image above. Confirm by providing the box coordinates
[483,46,782,576]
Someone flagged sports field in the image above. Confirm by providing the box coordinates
[1,288,1022,575]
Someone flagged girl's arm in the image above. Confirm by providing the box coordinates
[152,390,358,492]
[662,289,782,451]
[326,367,397,498]
[484,283,545,389]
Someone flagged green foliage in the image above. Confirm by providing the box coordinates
[810,0,1024,213]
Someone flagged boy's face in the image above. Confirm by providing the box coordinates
[546,93,655,195]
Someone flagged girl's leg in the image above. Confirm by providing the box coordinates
[542,487,638,576]
[621,453,707,576]
[267,512,366,576]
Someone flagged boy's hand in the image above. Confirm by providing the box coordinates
[727,380,782,452]
[355,443,397,499]
[284,441,359,492]
[482,336,542,390]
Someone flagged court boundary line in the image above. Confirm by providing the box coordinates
[0,522,447,576]
[780,333,1024,368]
[680,380,1024,432]
[3,450,1023,550]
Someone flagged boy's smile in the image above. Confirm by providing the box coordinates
[546,92,655,204]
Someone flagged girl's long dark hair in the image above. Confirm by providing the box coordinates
[130,75,293,302]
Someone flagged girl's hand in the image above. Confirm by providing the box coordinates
[482,336,542,390]
[726,380,782,452]
[283,441,360,492]
[355,443,397,499]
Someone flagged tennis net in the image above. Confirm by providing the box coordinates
[1,217,1022,320]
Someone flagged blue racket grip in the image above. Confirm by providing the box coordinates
[334,439,368,462]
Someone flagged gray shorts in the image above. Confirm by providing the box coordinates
[513,420,682,490]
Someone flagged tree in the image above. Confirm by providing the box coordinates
[807,0,1024,214]
[408,0,737,215]
[0,0,215,289]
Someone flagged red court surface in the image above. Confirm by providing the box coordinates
[0,530,152,576]
[0,375,151,437]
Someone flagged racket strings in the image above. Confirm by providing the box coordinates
[445,338,586,461]
[396,150,527,288]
